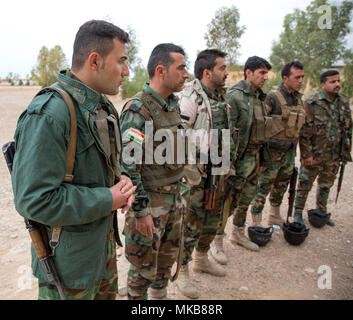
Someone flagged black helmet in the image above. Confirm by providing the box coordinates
[283,222,309,246]
[308,209,331,228]
[247,226,273,247]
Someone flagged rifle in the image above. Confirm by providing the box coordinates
[336,129,349,204]
[287,166,298,223]
[2,141,66,300]
[335,161,346,204]
[204,161,218,225]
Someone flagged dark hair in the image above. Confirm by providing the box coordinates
[281,61,304,78]
[244,56,272,79]
[147,43,185,78]
[194,49,227,80]
[72,20,129,71]
[320,69,340,83]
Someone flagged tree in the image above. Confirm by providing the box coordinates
[342,50,353,98]
[121,26,145,99]
[270,0,353,89]
[31,45,67,87]
[122,66,149,98]
[204,5,246,65]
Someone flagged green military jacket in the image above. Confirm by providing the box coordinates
[11,70,122,289]
[299,90,352,163]
[226,80,272,166]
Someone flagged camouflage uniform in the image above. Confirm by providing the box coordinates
[225,80,273,228]
[295,90,352,215]
[178,80,235,265]
[251,83,305,215]
[120,83,186,300]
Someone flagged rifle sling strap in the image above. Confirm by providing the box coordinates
[38,86,77,256]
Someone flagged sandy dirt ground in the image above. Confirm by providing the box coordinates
[0,85,352,300]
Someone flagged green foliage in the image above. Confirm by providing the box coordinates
[31,45,67,87]
[204,5,246,65]
[342,50,353,98]
[121,66,149,98]
[262,72,282,93]
[270,0,353,89]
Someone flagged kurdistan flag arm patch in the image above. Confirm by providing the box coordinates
[126,128,145,144]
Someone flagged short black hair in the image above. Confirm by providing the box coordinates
[194,49,227,80]
[320,69,340,83]
[281,61,304,78]
[244,56,272,79]
[147,43,185,78]
[72,20,129,71]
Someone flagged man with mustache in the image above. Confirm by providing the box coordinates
[120,43,189,300]
[294,69,352,226]
[175,49,236,299]
[221,56,274,252]
[250,61,305,227]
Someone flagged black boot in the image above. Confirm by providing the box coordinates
[294,211,304,224]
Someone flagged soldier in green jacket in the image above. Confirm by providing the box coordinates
[222,56,274,252]
[250,61,305,227]
[11,20,136,300]
[175,49,236,299]
[294,69,352,225]
[120,43,189,300]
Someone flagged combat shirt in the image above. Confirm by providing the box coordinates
[120,83,181,218]
[299,90,352,163]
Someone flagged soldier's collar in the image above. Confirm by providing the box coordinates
[143,83,178,111]
[320,90,338,104]
[57,69,102,113]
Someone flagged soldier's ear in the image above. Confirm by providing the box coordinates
[88,52,102,71]
[155,64,166,79]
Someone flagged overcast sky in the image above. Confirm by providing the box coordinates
[0,0,352,78]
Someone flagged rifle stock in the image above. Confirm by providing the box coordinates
[2,141,66,300]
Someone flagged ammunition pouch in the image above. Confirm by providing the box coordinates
[268,138,297,153]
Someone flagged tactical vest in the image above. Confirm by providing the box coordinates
[123,91,185,188]
[211,103,228,130]
[249,96,273,146]
[271,90,305,141]
[94,99,122,184]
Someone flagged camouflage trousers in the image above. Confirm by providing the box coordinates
[38,237,117,300]
[124,184,184,300]
[182,177,223,265]
[251,148,295,214]
[230,149,261,227]
[294,160,340,214]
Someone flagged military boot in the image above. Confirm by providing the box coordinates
[251,213,262,226]
[293,211,304,224]
[175,264,199,299]
[148,287,168,300]
[193,250,226,277]
[229,225,259,252]
[210,235,228,265]
[268,205,285,226]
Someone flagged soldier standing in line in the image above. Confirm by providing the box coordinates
[175,49,237,299]
[120,43,189,300]
[11,20,136,300]
[250,61,306,227]
[219,56,277,252]
[294,69,352,226]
